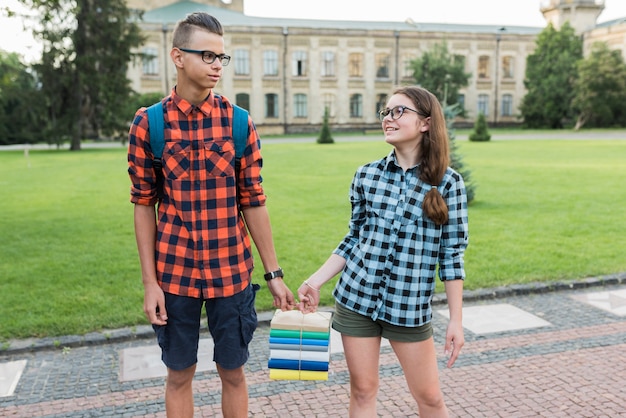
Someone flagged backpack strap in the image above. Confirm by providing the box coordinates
[232,104,249,158]
[146,101,165,200]
[232,104,249,183]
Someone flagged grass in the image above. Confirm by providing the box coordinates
[1,137,625,340]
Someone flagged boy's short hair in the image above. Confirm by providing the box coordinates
[172,12,224,48]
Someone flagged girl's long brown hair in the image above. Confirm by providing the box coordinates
[394,86,450,225]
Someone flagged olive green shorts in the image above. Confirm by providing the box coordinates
[331,302,433,343]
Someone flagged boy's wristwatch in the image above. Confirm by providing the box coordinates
[264,268,284,281]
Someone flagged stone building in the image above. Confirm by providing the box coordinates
[126,0,625,134]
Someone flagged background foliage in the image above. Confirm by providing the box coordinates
[572,42,626,129]
[520,22,582,129]
[16,0,144,149]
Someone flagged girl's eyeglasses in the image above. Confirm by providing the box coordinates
[378,105,421,121]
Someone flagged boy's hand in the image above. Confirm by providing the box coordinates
[143,282,167,325]
[267,278,296,311]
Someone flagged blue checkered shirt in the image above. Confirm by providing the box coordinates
[333,150,469,327]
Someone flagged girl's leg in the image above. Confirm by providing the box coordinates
[342,334,382,418]
[390,337,449,418]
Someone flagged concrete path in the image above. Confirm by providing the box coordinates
[1,275,625,417]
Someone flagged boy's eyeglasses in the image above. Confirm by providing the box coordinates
[178,48,231,66]
[378,105,421,121]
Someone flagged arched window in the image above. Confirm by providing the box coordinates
[235,93,250,111]
[294,94,307,118]
[478,56,490,79]
[501,94,513,116]
[350,94,363,118]
[265,94,278,118]
[478,94,489,116]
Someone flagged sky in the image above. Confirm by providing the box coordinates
[2,0,626,62]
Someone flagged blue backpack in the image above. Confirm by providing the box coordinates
[146,101,249,199]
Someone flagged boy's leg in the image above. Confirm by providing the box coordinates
[216,364,248,418]
[165,364,196,418]
[153,292,204,418]
[205,283,259,418]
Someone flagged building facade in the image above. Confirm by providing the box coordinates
[126,0,625,135]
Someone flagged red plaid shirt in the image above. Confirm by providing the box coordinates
[128,89,266,299]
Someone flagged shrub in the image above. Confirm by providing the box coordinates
[317,107,334,144]
[469,112,491,142]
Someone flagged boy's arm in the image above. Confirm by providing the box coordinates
[134,204,167,325]
[240,205,295,311]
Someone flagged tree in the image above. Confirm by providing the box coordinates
[520,22,582,129]
[410,41,471,114]
[469,112,491,142]
[19,0,144,149]
[317,106,334,144]
[0,51,46,145]
[445,104,475,204]
[572,42,626,129]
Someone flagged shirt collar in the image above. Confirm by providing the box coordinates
[383,149,421,173]
[171,88,215,117]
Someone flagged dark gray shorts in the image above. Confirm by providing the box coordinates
[332,302,433,343]
[153,283,259,370]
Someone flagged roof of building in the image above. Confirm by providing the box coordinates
[595,17,626,29]
[142,0,543,35]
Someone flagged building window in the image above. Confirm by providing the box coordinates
[322,93,335,117]
[376,53,390,78]
[350,94,363,118]
[376,94,387,115]
[478,55,490,79]
[349,53,363,77]
[502,94,513,116]
[264,50,279,76]
[142,47,158,75]
[321,51,335,77]
[265,93,278,118]
[234,49,250,76]
[402,56,414,78]
[292,51,307,76]
[235,93,250,111]
[294,93,307,118]
[478,94,489,116]
[502,56,514,79]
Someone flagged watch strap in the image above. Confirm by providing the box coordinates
[264,268,284,281]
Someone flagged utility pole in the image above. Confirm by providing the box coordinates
[494,27,506,127]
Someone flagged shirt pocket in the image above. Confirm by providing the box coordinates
[163,140,191,180]
[204,139,235,177]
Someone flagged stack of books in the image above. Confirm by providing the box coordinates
[268,310,332,380]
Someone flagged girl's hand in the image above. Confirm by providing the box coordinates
[297,280,321,313]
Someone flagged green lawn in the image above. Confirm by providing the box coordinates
[1,137,625,340]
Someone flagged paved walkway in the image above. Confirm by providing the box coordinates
[1,275,626,417]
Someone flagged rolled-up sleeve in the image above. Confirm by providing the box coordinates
[237,118,267,208]
[128,108,158,207]
[438,171,469,281]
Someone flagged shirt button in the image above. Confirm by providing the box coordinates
[192,122,198,129]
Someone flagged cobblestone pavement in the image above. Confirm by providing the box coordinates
[1,276,625,417]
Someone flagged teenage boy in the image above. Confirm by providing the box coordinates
[128,12,295,418]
